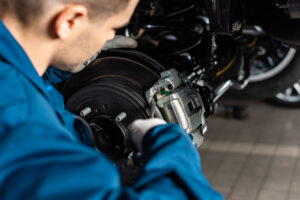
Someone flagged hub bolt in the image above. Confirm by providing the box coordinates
[115,112,127,122]
[80,107,92,117]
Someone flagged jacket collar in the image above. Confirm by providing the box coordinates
[0,20,52,100]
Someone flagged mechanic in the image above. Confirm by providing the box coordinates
[0,0,222,199]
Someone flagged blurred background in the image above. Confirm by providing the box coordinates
[199,96,300,200]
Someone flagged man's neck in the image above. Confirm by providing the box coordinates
[2,16,52,76]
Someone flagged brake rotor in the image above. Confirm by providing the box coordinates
[61,50,164,160]
[61,50,164,102]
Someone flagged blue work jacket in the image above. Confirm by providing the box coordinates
[0,20,223,200]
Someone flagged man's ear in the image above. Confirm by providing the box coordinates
[54,5,88,39]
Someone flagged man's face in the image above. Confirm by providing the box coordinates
[51,0,139,72]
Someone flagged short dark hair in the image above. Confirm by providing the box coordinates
[0,0,130,24]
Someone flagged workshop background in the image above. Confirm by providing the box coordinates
[199,97,300,200]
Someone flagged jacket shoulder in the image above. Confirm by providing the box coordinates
[0,62,29,131]
[0,62,27,104]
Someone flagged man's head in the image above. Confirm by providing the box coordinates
[0,0,139,74]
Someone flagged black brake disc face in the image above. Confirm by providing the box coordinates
[61,50,163,160]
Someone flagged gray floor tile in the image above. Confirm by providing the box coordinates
[229,187,259,200]
[216,157,245,175]
[281,133,300,146]
[263,175,292,192]
[233,173,265,188]
[213,185,231,198]
[256,189,288,200]
[212,172,240,188]
[290,177,300,193]
[287,192,300,200]
[272,157,298,168]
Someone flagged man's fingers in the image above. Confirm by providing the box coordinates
[126,118,167,152]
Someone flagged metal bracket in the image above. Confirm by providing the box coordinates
[145,68,207,147]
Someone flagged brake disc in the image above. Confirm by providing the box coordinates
[61,50,164,160]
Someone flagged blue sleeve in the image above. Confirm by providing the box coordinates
[135,124,223,200]
[43,67,71,84]
[0,123,223,200]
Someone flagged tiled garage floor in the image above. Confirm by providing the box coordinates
[199,99,300,200]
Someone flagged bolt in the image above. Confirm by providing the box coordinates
[80,107,92,117]
[128,152,134,160]
[258,46,266,56]
[115,112,127,122]
[232,21,242,32]
[167,84,174,91]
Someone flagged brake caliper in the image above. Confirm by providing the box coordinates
[146,68,207,147]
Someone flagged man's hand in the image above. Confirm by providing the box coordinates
[102,35,138,51]
[126,118,167,152]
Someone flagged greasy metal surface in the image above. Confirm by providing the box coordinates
[146,68,207,146]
